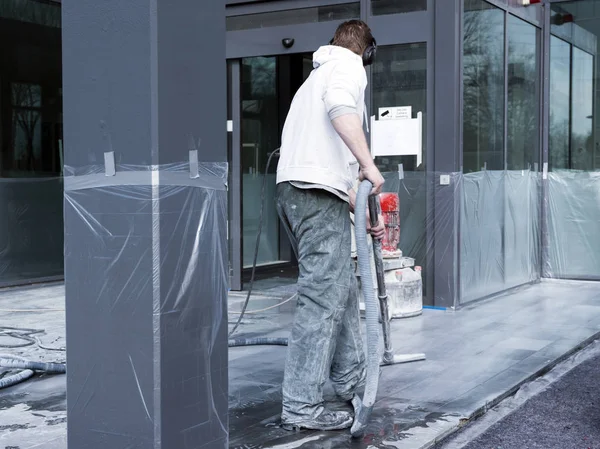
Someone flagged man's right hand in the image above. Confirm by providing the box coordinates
[359,163,385,195]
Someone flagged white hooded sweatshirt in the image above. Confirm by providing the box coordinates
[276,45,367,198]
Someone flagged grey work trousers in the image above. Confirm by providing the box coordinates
[275,182,366,423]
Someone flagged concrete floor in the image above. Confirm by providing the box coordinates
[1,279,600,448]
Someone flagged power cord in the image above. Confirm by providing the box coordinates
[0,326,64,351]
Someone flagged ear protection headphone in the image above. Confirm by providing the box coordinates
[329,37,377,66]
[363,38,377,66]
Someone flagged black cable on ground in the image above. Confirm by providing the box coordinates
[0,326,65,351]
[228,148,286,339]
[0,326,44,348]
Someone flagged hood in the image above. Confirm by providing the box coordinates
[313,45,362,69]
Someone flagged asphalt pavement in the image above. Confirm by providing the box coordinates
[435,343,600,449]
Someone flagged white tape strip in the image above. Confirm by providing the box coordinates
[543,162,548,180]
[64,171,227,192]
[104,151,116,177]
[189,149,199,179]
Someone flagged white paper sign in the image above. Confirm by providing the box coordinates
[378,106,412,121]
[370,112,423,167]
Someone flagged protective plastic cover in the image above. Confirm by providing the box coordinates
[376,167,600,307]
[461,170,541,304]
[63,161,229,448]
[545,170,600,280]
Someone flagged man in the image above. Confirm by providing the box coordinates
[275,20,386,431]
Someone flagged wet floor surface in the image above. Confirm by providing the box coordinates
[1,279,600,448]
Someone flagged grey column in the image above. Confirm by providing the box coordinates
[62,1,228,448]
[433,0,462,308]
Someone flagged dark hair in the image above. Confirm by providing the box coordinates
[331,20,374,56]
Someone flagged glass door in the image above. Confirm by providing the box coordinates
[240,54,313,269]
[228,53,313,289]
[226,0,433,292]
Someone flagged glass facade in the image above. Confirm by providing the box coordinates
[549,36,571,170]
[461,0,541,303]
[546,1,600,280]
[463,0,505,173]
[0,0,63,287]
[0,0,597,305]
[507,15,540,171]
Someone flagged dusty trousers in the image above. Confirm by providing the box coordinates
[275,182,366,423]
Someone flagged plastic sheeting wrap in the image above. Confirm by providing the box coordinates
[376,170,462,305]
[0,177,64,287]
[460,170,541,304]
[546,170,600,280]
[380,167,600,305]
[381,171,430,267]
[63,160,229,449]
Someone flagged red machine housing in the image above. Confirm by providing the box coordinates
[379,193,400,255]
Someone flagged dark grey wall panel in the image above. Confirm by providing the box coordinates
[227,22,337,59]
[61,0,153,167]
[157,0,226,164]
[433,0,462,308]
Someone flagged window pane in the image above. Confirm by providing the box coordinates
[0,0,63,286]
[371,0,426,16]
[372,44,427,172]
[463,0,505,173]
[549,37,571,171]
[371,43,429,299]
[461,0,507,300]
[239,54,313,267]
[571,47,594,170]
[227,3,360,31]
[241,57,280,267]
[507,15,539,171]
[546,1,600,282]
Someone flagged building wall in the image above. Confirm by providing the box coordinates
[2,0,600,308]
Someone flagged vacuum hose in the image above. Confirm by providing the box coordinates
[351,179,381,438]
[0,354,65,390]
[228,338,288,347]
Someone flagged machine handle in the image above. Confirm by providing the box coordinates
[368,195,380,228]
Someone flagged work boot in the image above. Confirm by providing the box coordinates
[336,366,382,403]
[281,409,353,431]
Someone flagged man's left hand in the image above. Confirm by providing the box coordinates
[367,214,385,241]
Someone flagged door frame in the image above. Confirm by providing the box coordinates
[226,2,437,295]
